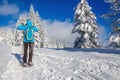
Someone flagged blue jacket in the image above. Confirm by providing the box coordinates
[17,20,39,42]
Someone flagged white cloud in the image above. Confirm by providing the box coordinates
[98,25,109,47]
[105,0,116,3]
[40,19,110,46]
[0,0,19,16]
[41,19,77,43]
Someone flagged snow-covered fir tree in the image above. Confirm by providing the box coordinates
[14,14,27,46]
[28,5,40,48]
[5,29,14,46]
[34,11,48,48]
[29,4,36,24]
[47,38,71,48]
[72,0,99,48]
[0,28,6,40]
[0,28,14,46]
[103,0,120,48]
[29,4,48,48]
[14,4,48,48]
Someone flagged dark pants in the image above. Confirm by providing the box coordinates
[23,42,34,63]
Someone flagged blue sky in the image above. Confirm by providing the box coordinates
[0,0,110,25]
[0,0,111,42]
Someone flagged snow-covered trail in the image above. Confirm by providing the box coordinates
[1,47,120,80]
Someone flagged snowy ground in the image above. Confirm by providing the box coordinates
[0,40,11,79]
[0,45,120,80]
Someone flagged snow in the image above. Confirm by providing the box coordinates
[0,37,3,41]
[1,45,120,80]
[0,41,11,79]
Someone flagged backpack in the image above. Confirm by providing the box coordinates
[25,28,34,42]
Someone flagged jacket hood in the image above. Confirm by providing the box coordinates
[26,20,33,28]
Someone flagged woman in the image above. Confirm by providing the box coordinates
[17,19,39,67]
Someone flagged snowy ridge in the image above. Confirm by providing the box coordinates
[1,47,120,80]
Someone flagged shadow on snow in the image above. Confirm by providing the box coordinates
[51,48,120,55]
[11,53,23,64]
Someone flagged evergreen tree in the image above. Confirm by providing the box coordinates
[29,5,40,48]
[47,38,71,48]
[35,11,48,48]
[5,29,14,46]
[103,0,120,48]
[29,4,36,24]
[0,29,6,39]
[72,0,99,48]
[14,14,27,46]
[0,28,14,46]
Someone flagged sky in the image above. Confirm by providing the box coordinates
[0,0,111,43]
